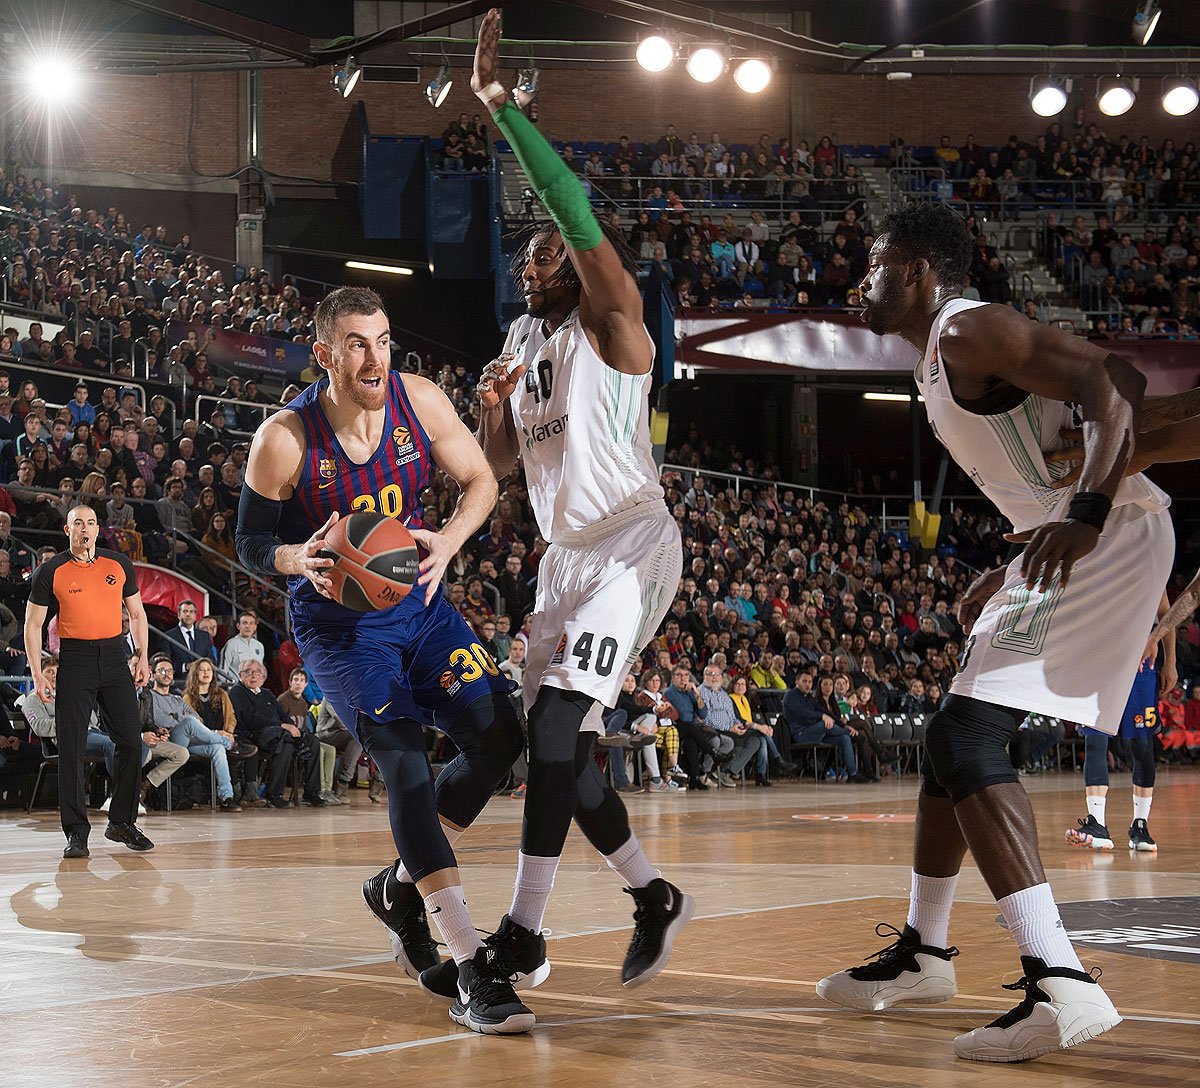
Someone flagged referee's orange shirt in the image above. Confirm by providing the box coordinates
[28,548,139,640]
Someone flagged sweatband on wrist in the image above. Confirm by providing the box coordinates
[235,484,282,575]
[475,81,505,107]
[491,100,603,251]
[1066,491,1112,531]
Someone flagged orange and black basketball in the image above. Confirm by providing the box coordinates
[321,511,420,611]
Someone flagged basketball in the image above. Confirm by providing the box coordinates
[321,511,420,611]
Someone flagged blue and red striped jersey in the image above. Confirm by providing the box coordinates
[279,371,434,629]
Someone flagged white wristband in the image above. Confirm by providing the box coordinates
[475,81,506,108]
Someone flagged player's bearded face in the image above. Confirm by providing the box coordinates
[327,312,391,410]
[523,235,576,319]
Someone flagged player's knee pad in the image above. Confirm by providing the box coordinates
[526,687,594,767]
[1130,733,1157,789]
[573,732,632,855]
[446,692,525,771]
[1082,731,1110,788]
[923,694,1024,804]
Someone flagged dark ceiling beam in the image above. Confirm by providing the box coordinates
[113,0,316,63]
[312,0,496,62]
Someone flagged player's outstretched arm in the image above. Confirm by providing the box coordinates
[405,375,499,604]
[238,414,336,596]
[1141,385,1200,430]
[941,305,1144,590]
[472,7,651,376]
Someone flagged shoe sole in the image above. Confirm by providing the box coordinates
[360,881,439,981]
[449,1003,536,1035]
[816,975,957,1012]
[62,849,89,859]
[1089,837,1115,850]
[955,1014,1122,1063]
[421,958,550,1004]
[622,892,695,989]
[1129,840,1158,851]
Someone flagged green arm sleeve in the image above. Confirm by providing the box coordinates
[491,100,603,252]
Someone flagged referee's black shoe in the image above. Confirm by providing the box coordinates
[62,832,89,859]
[105,822,155,852]
[362,865,442,980]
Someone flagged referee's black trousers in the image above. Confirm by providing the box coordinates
[57,637,143,836]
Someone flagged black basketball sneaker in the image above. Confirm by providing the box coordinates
[449,946,536,1035]
[361,864,442,979]
[1065,815,1114,850]
[816,923,959,1011]
[419,914,550,1003]
[621,878,695,988]
[1128,818,1157,852]
[953,956,1121,1062]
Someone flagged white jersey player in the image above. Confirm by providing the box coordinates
[816,202,1173,1065]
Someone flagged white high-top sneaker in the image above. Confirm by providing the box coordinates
[954,956,1121,1062]
[816,923,958,1012]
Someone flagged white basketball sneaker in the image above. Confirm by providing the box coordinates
[954,956,1121,1063]
[816,923,959,1011]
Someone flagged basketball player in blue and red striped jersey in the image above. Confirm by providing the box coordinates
[236,285,534,1035]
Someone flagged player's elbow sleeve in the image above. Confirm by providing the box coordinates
[236,485,283,575]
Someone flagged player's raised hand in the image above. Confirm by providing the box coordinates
[957,566,1007,635]
[409,527,457,606]
[472,8,504,103]
[275,511,338,598]
[477,354,528,409]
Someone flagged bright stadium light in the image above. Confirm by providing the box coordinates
[424,60,453,108]
[686,46,727,84]
[863,392,925,403]
[1029,75,1069,117]
[331,56,362,98]
[23,51,84,106]
[1161,75,1199,116]
[1097,75,1137,116]
[636,34,675,73]
[345,261,415,276]
[734,58,773,94]
[1132,1,1162,45]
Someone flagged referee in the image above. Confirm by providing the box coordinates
[24,504,154,858]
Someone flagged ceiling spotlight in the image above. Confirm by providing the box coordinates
[1097,76,1137,116]
[331,56,361,99]
[733,58,773,94]
[636,34,675,73]
[1132,1,1162,45]
[24,51,84,106]
[513,67,540,108]
[686,46,726,84]
[1029,75,1070,117]
[1161,75,1199,115]
[424,60,452,108]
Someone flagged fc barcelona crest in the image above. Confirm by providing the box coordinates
[318,458,337,480]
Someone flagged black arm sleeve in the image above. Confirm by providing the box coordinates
[235,485,283,576]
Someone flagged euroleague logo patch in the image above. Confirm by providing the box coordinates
[105,574,117,585]
[392,425,421,468]
[439,669,463,697]
[1006,897,1200,964]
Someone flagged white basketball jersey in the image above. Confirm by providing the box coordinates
[502,309,664,543]
[915,298,1169,533]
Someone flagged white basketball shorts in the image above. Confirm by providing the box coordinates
[523,509,682,724]
[951,502,1174,733]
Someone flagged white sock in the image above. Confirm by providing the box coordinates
[997,883,1083,972]
[604,832,658,890]
[509,852,560,932]
[1133,794,1152,823]
[423,885,485,965]
[395,824,464,884]
[905,870,958,949]
[1086,795,1107,826]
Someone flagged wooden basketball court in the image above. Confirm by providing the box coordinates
[2,770,1197,1088]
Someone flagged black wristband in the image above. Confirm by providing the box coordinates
[1066,491,1112,532]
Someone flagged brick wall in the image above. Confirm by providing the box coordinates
[19,66,1199,186]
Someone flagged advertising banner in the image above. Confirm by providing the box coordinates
[169,321,310,381]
